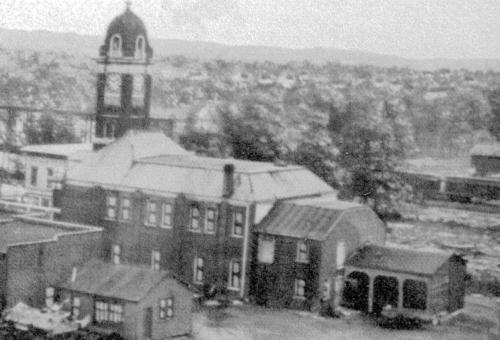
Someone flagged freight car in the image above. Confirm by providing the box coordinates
[397,171,500,203]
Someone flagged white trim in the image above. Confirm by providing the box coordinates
[135,35,146,59]
[240,204,251,298]
[109,34,122,58]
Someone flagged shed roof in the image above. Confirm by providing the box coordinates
[254,196,368,241]
[345,245,452,276]
[21,143,93,159]
[59,259,171,302]
[67,130,334,202]
[0,216,101,253]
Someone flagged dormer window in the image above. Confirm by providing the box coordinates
[109,34,122,58]
[135,35,145,59]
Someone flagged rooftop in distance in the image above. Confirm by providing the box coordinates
[21,143,93,159]
[0,215,101,253]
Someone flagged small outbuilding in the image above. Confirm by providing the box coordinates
[343,245,466,315]
[57,259,192,340]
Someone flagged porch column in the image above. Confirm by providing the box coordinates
[368,275,374,313]
[397,278,404,309]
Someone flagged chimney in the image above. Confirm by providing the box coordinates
[223,163,235,198]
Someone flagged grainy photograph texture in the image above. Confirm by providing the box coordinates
[0,1,498,339]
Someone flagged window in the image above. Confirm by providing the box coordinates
[403,280,427,310]
[105,193,117,219]
[336,241,346,270]
[294,279,306,299]
[228,260,241,290]
[257,236,275,264]
[112,244,121,265]
[45,287,54,307]
[109,34,122,58]
[72,297,81,319]
[135,35,145,59]
[145,200,158,226]
[193,257,204,284]
[103,120,116,138]
[159,298,174,319]
[47,168,54,188]
[151,250,160,271]
[30,166,38,186]
[132,75,144,106]
[189,206,200,232]
[105,73,121,106]
[120,197,131,221]
[204,207,216,234]
[161,203,173,228]
[95,301,123,323]
[296,240,309,263]
[232,210,244,237]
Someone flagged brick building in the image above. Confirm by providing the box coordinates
[0,215,102,310]
[59,130,335,299]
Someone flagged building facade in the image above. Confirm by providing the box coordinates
[21,143,92,206]
[94,3,153,142]
[57,260,192,340]
[0,215,102,310]
[59,130,335,299]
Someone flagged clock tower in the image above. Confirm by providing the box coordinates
[94,2,153,142]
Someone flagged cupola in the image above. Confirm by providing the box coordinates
[99,2,153,61]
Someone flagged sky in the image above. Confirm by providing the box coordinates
[0,0,499,59]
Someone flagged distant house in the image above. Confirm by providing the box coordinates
[21,143,93,206]
[344,245,466,315]
[57,259,192,340]
[252,196,386,312]
[0,215,102,310]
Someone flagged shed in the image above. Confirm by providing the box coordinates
[57,259,192,340]
[344,245,466,315]
[470,144,500,176]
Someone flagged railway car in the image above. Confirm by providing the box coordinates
[443,176,500,203]
[395,171,443,200]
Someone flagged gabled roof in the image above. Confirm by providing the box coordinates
[345,245,452,276]
[59,259,170,302]
[254,195,369,241]
[67,130,334,202]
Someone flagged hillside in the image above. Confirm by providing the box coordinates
[1,27,500,71]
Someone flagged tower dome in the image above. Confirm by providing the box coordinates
[99,5,153,60]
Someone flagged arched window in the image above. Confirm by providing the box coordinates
[135,35,145,59]
[109,34,122,58]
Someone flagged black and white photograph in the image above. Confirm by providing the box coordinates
[0,1,498,339]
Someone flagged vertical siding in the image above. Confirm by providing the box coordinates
[137,280,192,340]
[427,264,450,313]
[448,255,466,312]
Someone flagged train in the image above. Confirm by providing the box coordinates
[397,171,500,203]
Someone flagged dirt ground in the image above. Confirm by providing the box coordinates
[190,203,500,340]
[191,298,494,340]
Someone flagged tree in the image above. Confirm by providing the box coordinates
[218,97,284,162]
[24,113,78,145]
[334,99,413,220]
[487,88,500,140]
